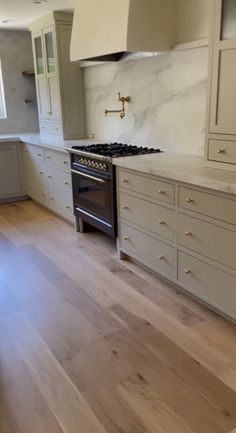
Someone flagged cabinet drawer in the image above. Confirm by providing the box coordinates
[178,251,236,315]
[48,188,74,221]
[208,139,236,164]
[120,192,175,241]
[40,121,63,136]
[24,144,44,162]
[179,187,236,226]
[45,149,70,171]
[178,213,236,270]
[44,165,72,195]
[120,222,175,279]
[118,170,174,204]
[28,182,48,207]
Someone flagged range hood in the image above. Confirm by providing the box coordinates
[70,0,177,63]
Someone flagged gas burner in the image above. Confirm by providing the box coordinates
[71,143,161,159]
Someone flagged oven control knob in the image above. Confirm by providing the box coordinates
[94,162,99,168]
[84,159,88,165]
[90,161,95,167]
[79,158,84,164]
[87,160,92,167]
[99,163,103,170]
[102,164,107,171]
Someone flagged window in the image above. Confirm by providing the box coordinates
[0,59,7,119]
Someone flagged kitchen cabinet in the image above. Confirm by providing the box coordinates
[206,0,236,169]
[0,143,23,201]
[117,167,236,322]
[30,12,87,140]
[22,143,74,222]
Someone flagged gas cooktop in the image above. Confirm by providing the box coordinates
[71,143,161,158]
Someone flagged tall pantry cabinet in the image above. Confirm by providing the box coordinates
[29,12,87,140]
[206,0,236,170]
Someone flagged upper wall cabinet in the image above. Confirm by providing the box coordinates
[206,0,236,170]
[29,12,87,141]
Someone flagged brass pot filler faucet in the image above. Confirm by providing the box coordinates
[105,92,131,119]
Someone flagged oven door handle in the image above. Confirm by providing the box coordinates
[71,169,107,184]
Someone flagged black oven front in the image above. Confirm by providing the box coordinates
[71,165,117,237]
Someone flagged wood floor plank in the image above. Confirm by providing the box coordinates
[0,200,236,433]
[0,322,64,433]
[1,312,108,433]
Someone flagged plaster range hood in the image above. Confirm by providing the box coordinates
[70,0,177,63]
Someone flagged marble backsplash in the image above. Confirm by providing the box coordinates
[84,46,209,156]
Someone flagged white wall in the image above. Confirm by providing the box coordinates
[84,46,209,156]
[0,30,38,134]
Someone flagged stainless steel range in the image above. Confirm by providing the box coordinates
[67,143,161,237]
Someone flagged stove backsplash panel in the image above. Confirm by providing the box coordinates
[84,46,208,156]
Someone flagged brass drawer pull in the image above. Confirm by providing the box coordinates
[37,153,42,157]
[158,189,166,195]
[46,156,51,160]
[122,178,128,184]
[66,206,71,210]
[123,236,129,241]
[186,197,193,203]
[64,182,70,186]
[217,148,225,154]
[158,220,166,225]
[184,268,191,274]
[185,230,192,236]
[48,175,52,179]
[63,161,68,164]
[123,205,129,210]
[158,255,165,261]
[39,171,44,175]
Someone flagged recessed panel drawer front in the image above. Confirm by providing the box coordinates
[25,144,45,162]
[48,188,73,220]
[118,170,175,204]
[178,251,236,315]
[120,222,175,279]
[179,187,236,226]
[120,192,175,241]
[45,149,70,171]
[44,165,72,195]
[40,121,63,135]
[178,213,236,270]
[208,139,236,164]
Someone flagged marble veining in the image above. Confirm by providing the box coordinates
[84,46,208,156]
[114,152,236,196]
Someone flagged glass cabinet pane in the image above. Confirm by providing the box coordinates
[34,36,44,74]
[45,31,55,73]
[221,0,236,40]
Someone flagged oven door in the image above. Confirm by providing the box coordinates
[71,169,113,224]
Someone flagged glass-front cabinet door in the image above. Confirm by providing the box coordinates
[209,0,236,135]
[43,26,56,74]
[33,33,45,75]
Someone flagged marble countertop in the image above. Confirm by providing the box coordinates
[0,133,96,152]
[113,152,236,195]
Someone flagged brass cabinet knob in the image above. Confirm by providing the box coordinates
[46,156,51,160]
[37,153,42,157]
[186,197,193,203]
[39,171,44,175]
[47,175,52,179]
[64,182,70,186]
[123,205,129,210]
[158,255,165,261]
[217,148,225,154]
[158,189,166,195]
[184,268,191,274]
[66,206,71,210]
[184,230,192,236]
[123,236,129,241]
[158,219,166,225]
[63,161,68,165]
[122,178,128,183]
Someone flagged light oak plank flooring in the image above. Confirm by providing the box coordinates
[0,200,236,433]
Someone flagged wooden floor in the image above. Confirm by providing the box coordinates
[0,201,236,433]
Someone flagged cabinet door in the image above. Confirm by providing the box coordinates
[36,76,49,118]
[43,26,61,120]
[0,144,22,199]
[210,0,236,134]
[33,33,45,75]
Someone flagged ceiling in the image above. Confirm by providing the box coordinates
[0,0,76,30]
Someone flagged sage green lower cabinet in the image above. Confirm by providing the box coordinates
[0,143,23,201]
[22,142,74,223]
[117,167,236,322]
